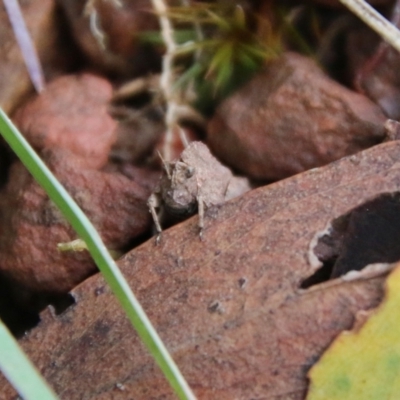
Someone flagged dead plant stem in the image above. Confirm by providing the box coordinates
[151,0,180,161]
[339,0,400,53]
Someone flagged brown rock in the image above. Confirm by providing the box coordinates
[109,104,165,164]
[58,0,159,76]
[344,22,381,85]
[104,162,161,193]
[310,0,392,7]
[13,74,117,170]
[0,147,152,294]
[207,52,386,181]
[355,6,400,119]
[0,0,77,114]
[2,140,400,398]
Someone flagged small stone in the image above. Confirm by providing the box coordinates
[310,0,391,6]
[355,29,400,119]
[13,74,117,169]
[207,52,386,181]
[0,147,152,294]
[58,0,159,76]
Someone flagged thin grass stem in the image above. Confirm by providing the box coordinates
[0,108,196,400]
[0,318,58,399]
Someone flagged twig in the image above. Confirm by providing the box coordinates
[181,0,204,60]
[151,0,180,161]
[339,0,400,53]
[84,0,123,51]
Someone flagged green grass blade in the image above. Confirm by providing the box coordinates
[0,108,196,400]
[0,318,58,399]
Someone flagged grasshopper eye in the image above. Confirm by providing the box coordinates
[185,166,195,178]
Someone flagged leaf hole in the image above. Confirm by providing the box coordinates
[0,273,76,338]
[50,292,76,315]
[301,193,400,289]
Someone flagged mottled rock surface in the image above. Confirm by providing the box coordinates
[208,52,386,180]
[58,0,159,76]
[0,148,152,294]
[14,74,117,169]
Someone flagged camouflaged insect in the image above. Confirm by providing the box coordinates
[148,141,251,242]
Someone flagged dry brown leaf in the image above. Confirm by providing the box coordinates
[2,141,400,398]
